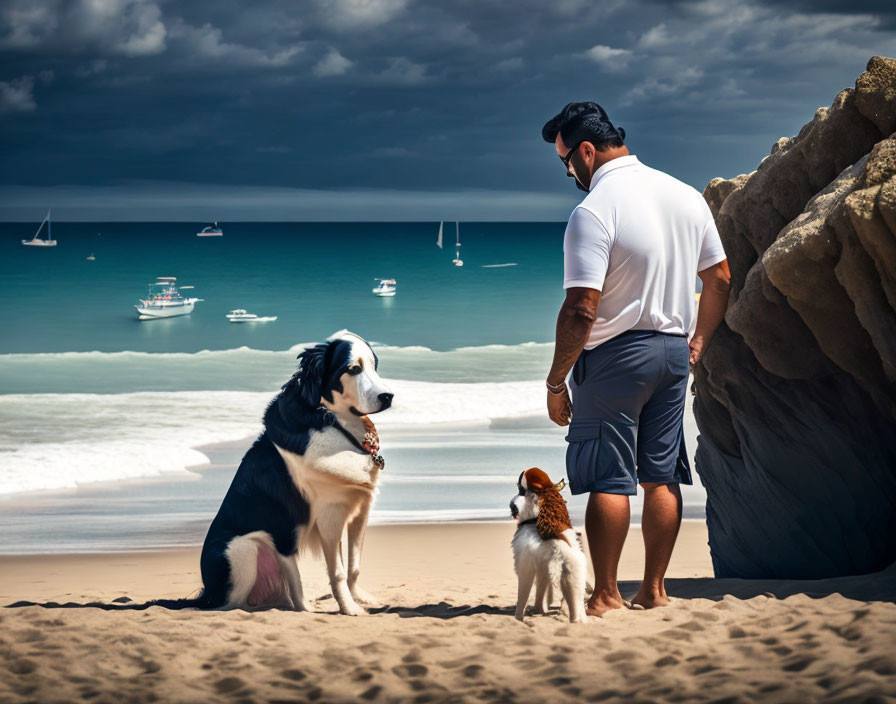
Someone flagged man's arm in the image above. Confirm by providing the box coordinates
[691,259,731,365]
[546,287,601,426]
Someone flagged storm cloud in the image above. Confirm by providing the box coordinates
[1,0,895,219]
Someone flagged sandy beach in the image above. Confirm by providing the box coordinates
[2,521,895,703]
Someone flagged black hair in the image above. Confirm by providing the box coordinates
[541,102,625,151]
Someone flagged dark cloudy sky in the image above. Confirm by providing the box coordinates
[1,0,895,220]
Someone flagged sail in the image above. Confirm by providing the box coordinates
[436,221,443,249]
[32,209,50,241]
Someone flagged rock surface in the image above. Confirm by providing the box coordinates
[695,56,896,579]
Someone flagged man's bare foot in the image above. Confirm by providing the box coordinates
[631,589,670,609]
[586,590,626,617]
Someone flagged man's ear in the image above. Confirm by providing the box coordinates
[297,343,327,407]
[580,140,597,166]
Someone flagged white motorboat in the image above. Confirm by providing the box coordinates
[372,278,397,297]
[197,222,223,237]
[226,309,277,323]
[452,221,463,266]
[135,277,202,320]
[22,209,57,247]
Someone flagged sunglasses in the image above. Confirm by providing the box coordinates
[559,142,583,171]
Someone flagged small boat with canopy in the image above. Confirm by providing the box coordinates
[226,309,277,323]
[135,277,202,320]
[372,278,397,297]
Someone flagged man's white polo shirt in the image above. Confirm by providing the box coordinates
[563,155,727,349]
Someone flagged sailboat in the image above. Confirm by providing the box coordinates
[22,209,57,247]
[197,221,223,237]
[436,221,443,249]
[452,221,463,267]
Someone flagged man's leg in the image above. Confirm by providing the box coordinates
[585,491,630,617]
[632,481,682,608]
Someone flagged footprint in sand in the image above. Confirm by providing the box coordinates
[8,659,37,675]
[281,669,307,682]
[781,656,814,672]
[214,677,246,694]
[359,684,382,700]
[547,676,573,687]
[605,650,638,664]
[392,664,428,678]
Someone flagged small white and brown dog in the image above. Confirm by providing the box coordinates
[509,467,586,623]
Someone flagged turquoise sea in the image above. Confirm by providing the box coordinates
[0,222,706,552]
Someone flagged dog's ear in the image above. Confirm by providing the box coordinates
[297,343,327,407]
[536,490,573,541]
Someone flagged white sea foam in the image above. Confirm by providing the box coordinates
[0,379,545,495]
[0,340,555,393]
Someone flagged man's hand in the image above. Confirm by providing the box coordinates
[688,335,705,365]
[547,387,572,426]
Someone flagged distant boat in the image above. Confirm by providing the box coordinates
[135,277,202,320]
[22,209,57,247]
[452,221,463,267]
[436,221,443,249]
[86,253,96,261]
[226,309,277,323]
[197,222,223,237]
[372,278,397,297]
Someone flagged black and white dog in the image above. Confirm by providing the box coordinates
[156,330,393,615]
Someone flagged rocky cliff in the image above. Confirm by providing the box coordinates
[695,56,896,579]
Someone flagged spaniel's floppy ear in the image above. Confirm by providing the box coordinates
[297,342,327,407]
[536,490,573,542]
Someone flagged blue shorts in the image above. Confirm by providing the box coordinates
[565,329,693,496]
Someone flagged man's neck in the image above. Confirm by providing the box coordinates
[592,145,630,172]
[584,146,631,188]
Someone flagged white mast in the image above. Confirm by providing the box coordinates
[22,209,57,246]
[452,220,464,266]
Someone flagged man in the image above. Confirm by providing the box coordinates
[541,102,731,617]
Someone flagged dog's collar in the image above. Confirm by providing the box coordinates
[331,417,383,469]
[517,518,538,527]
[332,419,368,453]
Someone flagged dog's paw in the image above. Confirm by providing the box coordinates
[341,601,368,616]
[350,587,381,607]
[294,599,316,613]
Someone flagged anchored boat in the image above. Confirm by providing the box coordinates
[372,278,397,297]
[452,221,463,267]
[197,222,223,237]
[226,309,277,323]
[135,277,202,320]
[22,209,57,247]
